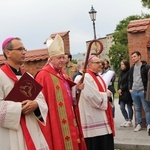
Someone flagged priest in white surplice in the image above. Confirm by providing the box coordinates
[75,56,115,150]
[0,37,49,150]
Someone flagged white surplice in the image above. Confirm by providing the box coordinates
[74,73,112,138]
[0,69,49,150]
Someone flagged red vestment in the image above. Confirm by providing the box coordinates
[35,64,86,150]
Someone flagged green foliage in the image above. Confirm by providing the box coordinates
[108,44,129,74]
[108,14,150,75]
[113,15,142,45]
[72,59,77,64]
[141,0,150,9]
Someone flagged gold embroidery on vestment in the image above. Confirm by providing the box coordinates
[51,74,73,150]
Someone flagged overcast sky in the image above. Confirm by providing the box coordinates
[0,0,149,54]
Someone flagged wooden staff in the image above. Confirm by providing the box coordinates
[76,39,103,105]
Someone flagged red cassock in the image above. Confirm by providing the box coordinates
[35,64,86,150]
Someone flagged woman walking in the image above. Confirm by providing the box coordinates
[118,60,133,127]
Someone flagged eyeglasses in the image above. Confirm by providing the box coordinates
[91,61,102,64]
[7,47,27,51]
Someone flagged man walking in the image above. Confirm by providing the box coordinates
[35,34,86,150]
[129,51,150,133]
[78,56,115,150]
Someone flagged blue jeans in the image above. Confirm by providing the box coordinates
[131,91,150,125]
[120,101,133,121]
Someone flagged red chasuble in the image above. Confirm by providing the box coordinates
[35,64,86,150]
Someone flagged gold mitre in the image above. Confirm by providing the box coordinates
[48,34,65,58]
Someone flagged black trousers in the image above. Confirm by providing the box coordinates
[85,134,114,150]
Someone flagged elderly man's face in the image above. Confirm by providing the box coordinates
[50,54,65,70]
[89,57,103,73]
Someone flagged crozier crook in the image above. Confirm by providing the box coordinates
[76,39,103,105]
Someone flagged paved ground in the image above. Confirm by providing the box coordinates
[114,99,150,150]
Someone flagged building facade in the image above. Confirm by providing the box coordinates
[86,33,114,60]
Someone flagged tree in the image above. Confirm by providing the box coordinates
[141,0,150,9]
[72,59,77,64]
[109,44,128,74]
[108,14,150,75]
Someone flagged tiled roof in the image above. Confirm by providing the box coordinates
[24,48,48,61]
[0,48,48,65]
[127,18,150,33]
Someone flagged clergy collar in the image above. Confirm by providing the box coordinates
[88,69,99,76]
[9,65,22,75]
[49,63,61,73]
[93,72,99,76]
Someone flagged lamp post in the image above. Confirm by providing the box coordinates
[89,5,97,39]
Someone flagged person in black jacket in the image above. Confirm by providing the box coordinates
[118,60,133,127]
[129,51,150,134]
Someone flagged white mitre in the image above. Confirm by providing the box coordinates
[47,34,65,58]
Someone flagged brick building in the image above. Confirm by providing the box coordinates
[127,18,150,65]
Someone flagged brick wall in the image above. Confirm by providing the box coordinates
[128,32,149,65]
[63,34,70,54]
[128,19,150,65]
[24,59,48,76]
